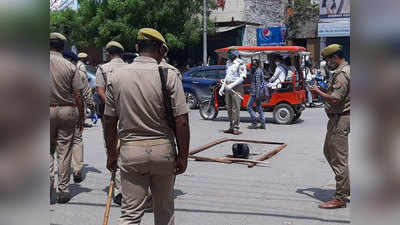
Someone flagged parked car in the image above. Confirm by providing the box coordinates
[182,65,226,109]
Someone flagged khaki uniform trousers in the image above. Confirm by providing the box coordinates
[224,85,243,130]
[71,126,84,173]
[324,114,350,202]
[119,139,176,225]
[50,106,78,193]
[100,118,122,196]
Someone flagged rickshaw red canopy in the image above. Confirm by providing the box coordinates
[215,46,307,53]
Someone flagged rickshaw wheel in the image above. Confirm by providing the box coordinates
[273,103,295,124]
[199,100,218,120]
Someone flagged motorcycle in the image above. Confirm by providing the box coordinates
[199,80,225,120]
[305,73,328,105]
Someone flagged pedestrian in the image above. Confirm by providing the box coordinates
[219,47,247,135]
[62,50,92,183]
[310,44,350,209]
[95,41,126,205]
[304,59,315,108]
[247,59,266,129]
[103,28,190,225]
[49,33,85,203]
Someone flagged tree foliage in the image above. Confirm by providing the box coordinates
[50,0,216,51]
[286,0,319,38]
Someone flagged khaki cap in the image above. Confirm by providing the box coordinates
[50,32,67,41]
[321,44,342,58]
[78,52,88,58]
[137,28,166,45]
[106,41,124,51]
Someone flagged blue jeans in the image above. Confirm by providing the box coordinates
[247,95,265,125]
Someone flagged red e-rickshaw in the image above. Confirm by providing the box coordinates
[199,46,308,124]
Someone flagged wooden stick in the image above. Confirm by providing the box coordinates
[248,144,287,168]
[189,137,227,155]
[227,138,285,145]
[189,155,232,163]
[189,155,269,165]
[103,172,116,225]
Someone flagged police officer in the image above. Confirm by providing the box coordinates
[95,41,126,205]
[103,28,190,225]
[62,51,92,183]
[310,44,350,209]
[219,48,247,135]
[77,52,89,70]
[50,33,85,203]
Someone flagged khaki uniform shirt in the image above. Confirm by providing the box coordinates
[50,51,83,105]
[104,56,188,141]
[325,62,350,114]
[77,64,92,105]
[77,61,87,73]
[95,58,126,89]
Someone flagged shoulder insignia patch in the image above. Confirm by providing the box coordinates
[333,82,342,90]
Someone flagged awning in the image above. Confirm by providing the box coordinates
[216,24,245,33]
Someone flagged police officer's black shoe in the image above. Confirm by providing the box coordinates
[223,128,233,134]
[113,193,122,206]
[248,123,258,129]
[57,191,72,204]
[73,172,84,183]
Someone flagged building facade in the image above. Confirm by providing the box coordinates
[210,0,288,46]
[317,0,351,62]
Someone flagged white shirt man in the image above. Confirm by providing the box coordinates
[224,58,247,83]
[267,62,287,89]
[219,49,247,134]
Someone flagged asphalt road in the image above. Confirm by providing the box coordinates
[50,107,351,225]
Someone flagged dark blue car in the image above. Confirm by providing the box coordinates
[182,65,226,109]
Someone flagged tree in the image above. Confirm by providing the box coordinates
[286,0,319,38]
[50,0,216,53]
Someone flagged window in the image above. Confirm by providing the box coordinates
[204,69,225,80]
[188,70,204,78]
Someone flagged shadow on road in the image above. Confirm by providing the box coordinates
[70,183,93,198]
[174,208,350,223]
[101,187,185,200]
[206,116,304,125]
[173,189,185,199]
[82,164,102,178]
[296,187,335,203]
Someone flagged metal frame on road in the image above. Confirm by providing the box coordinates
[189,138,287,168]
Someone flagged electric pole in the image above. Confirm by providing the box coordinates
[203,0,207,66]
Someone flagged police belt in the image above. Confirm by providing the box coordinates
[50,103,75,107]
[327,111,350,118]
[120,138,170,146]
